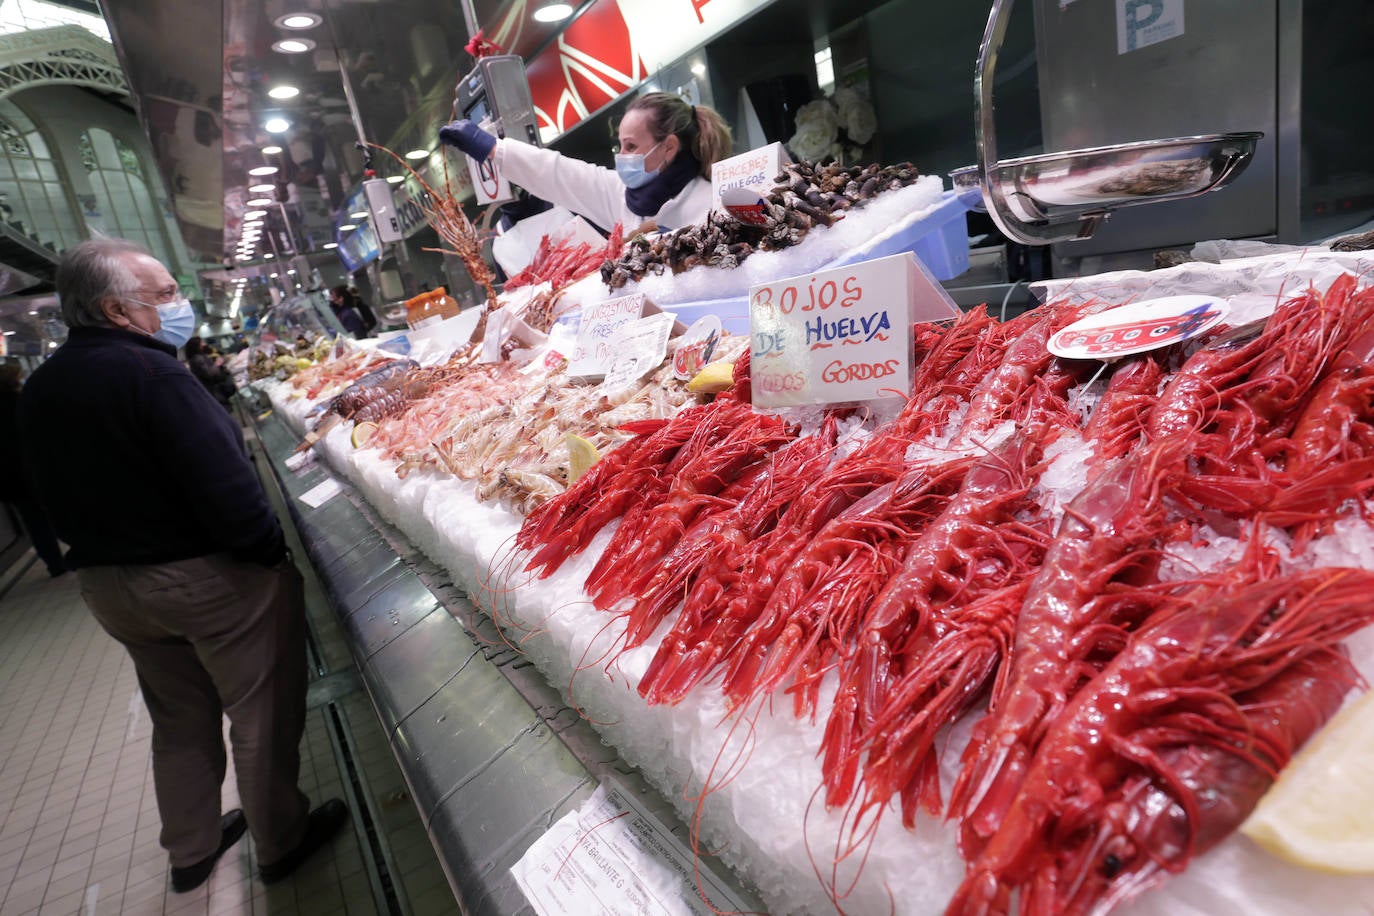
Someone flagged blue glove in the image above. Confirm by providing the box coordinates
[438,119,497,160]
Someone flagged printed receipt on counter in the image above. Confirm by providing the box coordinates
[510,783,753,916]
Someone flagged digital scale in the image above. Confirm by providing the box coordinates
[454,54,540,147]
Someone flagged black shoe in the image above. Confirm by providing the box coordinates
[258,799,349,884]
[171,808,247,893]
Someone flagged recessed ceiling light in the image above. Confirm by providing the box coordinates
[275,12,321,29]
[323,242,339,249]
[691,61,706,77]
[267,85,299,100]
[264,117,291,134]
[244,207,267,216]
[349,211,368,219]
[385,175,404,184]
[248,183,274,193]
[272,38,315,54]
[270,273,279,279]
[246,197,274,207]
[264,253,275,259]
[2,330,15,336]
[287,269,298,275]
[28,309,38,315]
[338,223,357,231]
[261,145,283,156]
[404,149,429,160]
[533,3,573,23]
[248,165,278,176]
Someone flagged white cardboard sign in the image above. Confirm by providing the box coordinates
[601,311,677,393]
[711,141,787,209]
[510,783,750,916]
[466,118,514,205]
[748,252,959,408]
[567,293,645,378]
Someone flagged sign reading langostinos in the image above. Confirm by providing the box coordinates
[748,252,959,408]
[567,293,645,378]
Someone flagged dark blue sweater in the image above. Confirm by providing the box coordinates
[18,326,285,569]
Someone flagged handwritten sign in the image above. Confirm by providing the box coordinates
[479,307,513,364]
[510,783,751,916]
[712,141,788,210]
[568,293,645,378]
[749,252,958,408]
[601,311,676,393]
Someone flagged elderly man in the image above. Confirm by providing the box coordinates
[18,239,346,892]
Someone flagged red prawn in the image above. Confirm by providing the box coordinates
[947,561,1374,916]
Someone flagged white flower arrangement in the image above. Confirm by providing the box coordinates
[786,88,878,164]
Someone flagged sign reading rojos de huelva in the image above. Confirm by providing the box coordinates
[748,252,959,408]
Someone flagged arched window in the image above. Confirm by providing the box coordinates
[0,100,81,249]
[79,127,173,266]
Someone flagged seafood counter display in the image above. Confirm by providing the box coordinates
[258,260,1374,915]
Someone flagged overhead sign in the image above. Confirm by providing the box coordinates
[749,252,959,408]
[520,0,770,142]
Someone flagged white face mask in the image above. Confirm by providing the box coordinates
[126,296,196,348]
[615,140,662,189]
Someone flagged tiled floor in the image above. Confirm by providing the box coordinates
[0,551,451,916]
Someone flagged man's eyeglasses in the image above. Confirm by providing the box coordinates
[133,286,180,305]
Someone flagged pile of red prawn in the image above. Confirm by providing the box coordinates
[504,223,626,291]
[504,274,1374,915]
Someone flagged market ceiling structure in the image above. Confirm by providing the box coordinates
[100,0,906,273]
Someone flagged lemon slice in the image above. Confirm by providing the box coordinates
[351,421,379,449]
[566,433,600,484]
[1240,687,1374,874]
[687,360,735,394]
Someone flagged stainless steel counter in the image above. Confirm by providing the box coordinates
[247,405,759,915]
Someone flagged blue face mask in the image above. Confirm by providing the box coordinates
[129,296,197,348]
[615,140,662,189]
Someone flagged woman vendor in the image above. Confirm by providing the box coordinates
[439,92,732,234]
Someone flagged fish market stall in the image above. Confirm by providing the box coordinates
[245,208,1374,915]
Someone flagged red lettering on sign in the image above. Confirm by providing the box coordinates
[692,0,711,24]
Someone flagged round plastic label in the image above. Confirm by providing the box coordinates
[1048,295,1229,360]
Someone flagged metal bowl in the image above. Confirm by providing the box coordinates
[952,132,1261,229]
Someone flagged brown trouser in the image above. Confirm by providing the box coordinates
[78,554,311,867]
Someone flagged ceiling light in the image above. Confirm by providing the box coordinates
[272,38,315,54]
[244,209,267,218]
[47,341,56,349]
[28,309,38,315]
[270,273,279,279]
[264,117,291,134]
[246,197,274,207]
[1,330,14,336]
[404,149,429,160]
[533,3,573,23]
[275,12,321,29]
[323,242,339,249]
[349,211,368,219]
[338,223,356,231]
[236,254,252,261]
[248,165,278,176]
[264,253,275,259]
[385,175,404,184]
[288,269,298,275]
[248,184,274,193]
[261,145,283,156]
[691,61,706,77]
[267,86,299,100]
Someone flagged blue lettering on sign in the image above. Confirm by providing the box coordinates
[804,310,892,349]
[1124,0,1163,50]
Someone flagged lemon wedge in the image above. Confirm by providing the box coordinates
[687,360,735,394]
[351,421,378,449]
[566,433,600,484]
[1240,686,1374,874]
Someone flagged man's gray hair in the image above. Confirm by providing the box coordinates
[56,238,150,329]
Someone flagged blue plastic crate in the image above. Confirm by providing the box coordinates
[661,190,972,336]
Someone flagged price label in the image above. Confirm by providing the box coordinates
[712,141,788,209]
[567,293,645,378]
[672,316,722,380]
[479,307,514,364]
[299,477,342,508]
[601,312,676,393]
[748,252,957,408]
